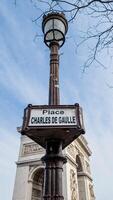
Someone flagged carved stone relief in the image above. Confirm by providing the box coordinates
[22,143,44,156]
[89,184,95,199]
[85,161,91,174]
[78,150,84,159]
[67,144,77,159]
[70,169,78,200]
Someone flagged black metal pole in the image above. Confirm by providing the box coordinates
[42,41,67,200]
[49,41,60,105]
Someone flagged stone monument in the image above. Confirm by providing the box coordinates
[12,134,95,200]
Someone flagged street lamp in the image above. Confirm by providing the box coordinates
[42,12,68,105]
[41,12,68,200]
[21,12,85,200]
[42,12,68,48]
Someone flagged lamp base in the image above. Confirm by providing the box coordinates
[42,139,66,200]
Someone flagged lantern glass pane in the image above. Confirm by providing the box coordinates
[59,40,63,46]
[54,30,63,40]
[54,19,65,34]
[44,19,53,34]
[46,31,54,40]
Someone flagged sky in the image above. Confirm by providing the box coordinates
[0,1,113,200]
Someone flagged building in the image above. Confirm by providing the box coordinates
[12,134,95,200]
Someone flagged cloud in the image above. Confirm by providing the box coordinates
[82,79,113,199]
[0,126,20,200]
[0,56,47,104]
[87,131,113,199]
[0,2,48,105]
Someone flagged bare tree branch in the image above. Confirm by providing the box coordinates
[15,0,113,70]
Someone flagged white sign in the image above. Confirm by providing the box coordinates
[28,108,77,127]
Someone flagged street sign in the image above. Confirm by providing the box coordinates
[21,104,85,149]
[29,108,77,127]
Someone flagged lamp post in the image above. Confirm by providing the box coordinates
[42,12,68,105]
[21,12,85,200]
[42,12,68,200]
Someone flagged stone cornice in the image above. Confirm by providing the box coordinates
[77,171,92,181]
[16,159,43,166]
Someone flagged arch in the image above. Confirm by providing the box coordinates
[28,166,44,200]
[76,155,83,172]
[28,166,44,182]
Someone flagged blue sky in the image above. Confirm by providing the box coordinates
[1,1,113,200]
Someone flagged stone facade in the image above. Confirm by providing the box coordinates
[12,135,95,200]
